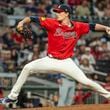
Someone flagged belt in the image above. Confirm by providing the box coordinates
[61,76,73,81]
[48,54,62,60]
[48,54,71,60]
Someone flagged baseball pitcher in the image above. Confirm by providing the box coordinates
[0,4,110,105]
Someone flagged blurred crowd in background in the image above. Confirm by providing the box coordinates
[0,0,110,17]
[0,0,110,74]
[0,0,110,109]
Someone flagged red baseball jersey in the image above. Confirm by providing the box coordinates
[39,17,90,59]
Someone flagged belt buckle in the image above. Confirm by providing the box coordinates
[48,54,53,58]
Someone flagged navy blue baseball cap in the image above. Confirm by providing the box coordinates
[53,4,72,14]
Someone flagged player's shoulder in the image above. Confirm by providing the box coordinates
[71,20,89,27]
[72,20,85,24]
[40,17,57,22]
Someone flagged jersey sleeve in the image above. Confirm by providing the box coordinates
[30,16,54,30]
[77,22,90,35]
[39,17,54,30]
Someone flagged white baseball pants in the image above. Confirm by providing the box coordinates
[8,56,110,100]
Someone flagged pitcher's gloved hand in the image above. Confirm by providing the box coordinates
[16,24,33,39]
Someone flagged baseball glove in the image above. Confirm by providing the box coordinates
[16,24,32,39]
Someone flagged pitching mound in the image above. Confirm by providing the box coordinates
[15,104,110,110]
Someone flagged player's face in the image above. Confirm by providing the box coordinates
[55,12,69,21]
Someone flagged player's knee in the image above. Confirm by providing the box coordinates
[23,63,33,72]
[80,78,92,86]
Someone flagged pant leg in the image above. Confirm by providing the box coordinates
[65,81,75,105]
[8,57,110,100]
[61,59,110,99]
[8,57,73,100]
[57,83,69,106]
[8,57,63,99]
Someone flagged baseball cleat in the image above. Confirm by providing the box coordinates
[0,97,17,105]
